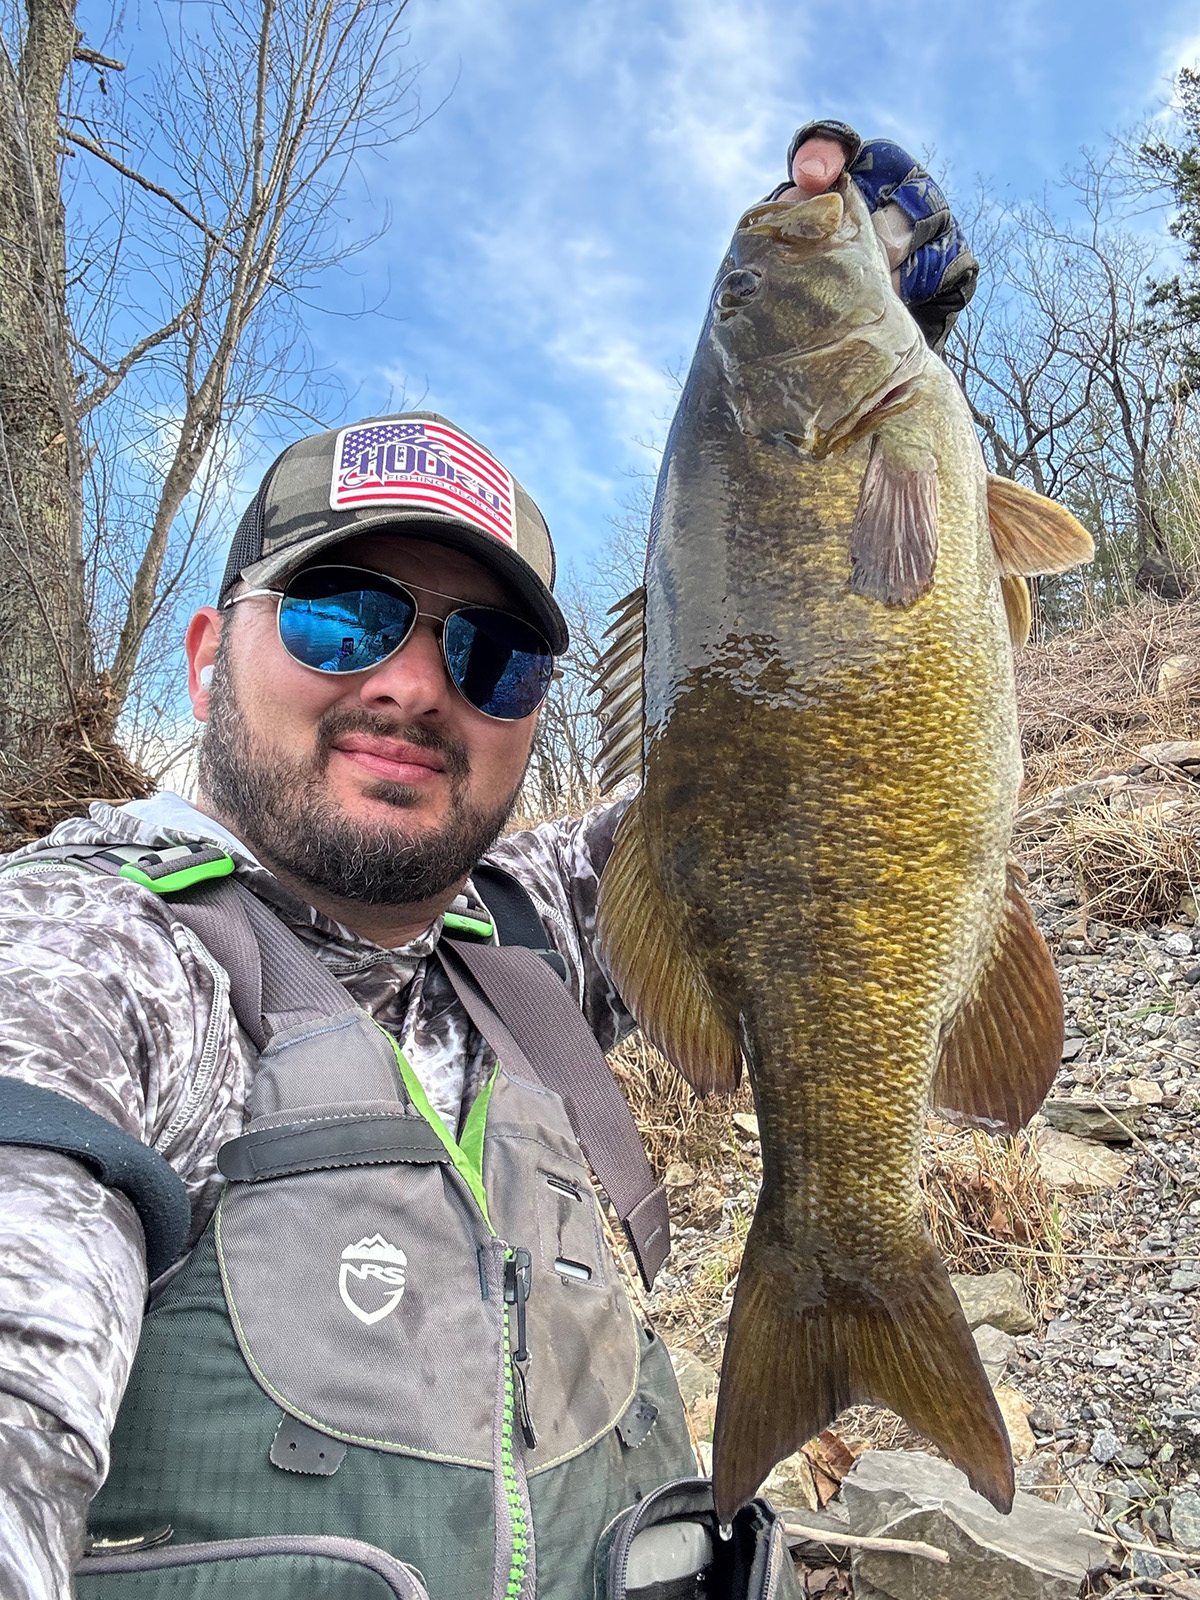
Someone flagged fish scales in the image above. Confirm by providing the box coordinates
[595,177,1092,1523]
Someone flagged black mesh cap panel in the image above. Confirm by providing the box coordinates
[218,445,291,600]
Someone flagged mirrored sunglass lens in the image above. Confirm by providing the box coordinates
[443,610,553,718]
[278,571,415,673]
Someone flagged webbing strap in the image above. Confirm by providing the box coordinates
[437,941,670,1289]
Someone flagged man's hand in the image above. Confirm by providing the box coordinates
[771,119,978,352]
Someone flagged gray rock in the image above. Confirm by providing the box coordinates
[665,1346,717,1409]
[1118,1443,1148,1469]
[1166,932,1196,957]
[1040,1098,1141,1144]
[841,1450,1107,1598]
[1036,1127,1134,1193]
[1131,1548,1167,1580]
[950,1268,1036,1335]
[1027,1405,1062,1436]
[1170,1269,1200,1292]
[1092,1350,1121,1369]
[1171,1487,1200,1550]
[1090,1429,1120,1463]
[974,1323,1017,1384]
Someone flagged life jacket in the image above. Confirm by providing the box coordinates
[0,840,802,1600]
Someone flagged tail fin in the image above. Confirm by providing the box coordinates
[711,1214,1014,1525]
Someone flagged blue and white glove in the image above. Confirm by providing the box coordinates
[772,120,978,353]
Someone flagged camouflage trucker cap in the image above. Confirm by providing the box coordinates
[219,411,568,654]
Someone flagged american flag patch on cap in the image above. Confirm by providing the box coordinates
[329,419,516,544]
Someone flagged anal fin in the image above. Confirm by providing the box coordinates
[930,864,1063,1133]
[597,796,742,1094]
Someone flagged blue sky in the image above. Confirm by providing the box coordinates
[290,0,1200,579]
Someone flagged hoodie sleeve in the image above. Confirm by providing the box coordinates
[0,866,243,1596]
[483,799,635,1052]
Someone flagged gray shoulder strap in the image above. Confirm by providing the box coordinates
[19,842,347,1049]
[437,941,670,1289]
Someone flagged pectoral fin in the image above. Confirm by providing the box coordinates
[597,796,743,1094]
[850,437,938,606]
[987,475,1094,576]
[930,865,1063,1133]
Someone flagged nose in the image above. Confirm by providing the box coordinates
[356,616,455,719]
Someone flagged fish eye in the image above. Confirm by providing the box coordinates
[716,268,763,313]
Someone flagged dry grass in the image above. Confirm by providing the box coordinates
[921,1122,1067,1320]
[1017,594,1200,802]
[1048,799,1200,925]
[607,1030,754,1177]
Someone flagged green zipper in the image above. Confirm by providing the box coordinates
[377,1027,530,1598]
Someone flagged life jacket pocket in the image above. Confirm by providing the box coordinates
[76,1532,430,1598]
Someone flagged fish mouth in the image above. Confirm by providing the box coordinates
[736,186,848,244]
[814,337,928,457]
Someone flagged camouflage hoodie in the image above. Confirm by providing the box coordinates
[0,794,633,1599]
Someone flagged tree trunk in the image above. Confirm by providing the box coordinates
[0,0,94,807]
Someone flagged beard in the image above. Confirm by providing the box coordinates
[197,636,523,907]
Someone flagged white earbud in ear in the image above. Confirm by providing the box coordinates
[198,665,214,690]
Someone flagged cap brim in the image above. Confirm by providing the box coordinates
[235,509,570,655]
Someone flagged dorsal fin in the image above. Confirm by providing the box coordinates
[987,475,1094,576]
[592,586,645,794]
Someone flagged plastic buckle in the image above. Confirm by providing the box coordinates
[443,909,496,941]
[108,843,236,895]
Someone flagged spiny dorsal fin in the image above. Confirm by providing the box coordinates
[930,862,1063,1133]
[987,475,1094,577]
[597,796,743,1095]
[592,585,645,794]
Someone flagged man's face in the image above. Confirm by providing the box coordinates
[189,532,542,909]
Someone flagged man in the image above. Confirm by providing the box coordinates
[0,127,976,1599]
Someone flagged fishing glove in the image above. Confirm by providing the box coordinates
[774,120,979,354]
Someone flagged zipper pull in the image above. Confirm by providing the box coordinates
[503,1247,532,1362]
[511,1356,537,1450]
[504,1247,537,1449]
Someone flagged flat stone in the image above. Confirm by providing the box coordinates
[842,1450,1107,1598]
[1128,1077,1166,1104]
[1170,1269,1200,1292]
[1040,1099,1141,1143]
[950,1269,1036,1335]
[1118,1443,1148,1469]
[974,1324,1017,1384]
[732,1111,759,1139]
[996,1385,1037,1463]
[663,1161,695,1188]
[1036,1126,1134,1193]
[1138,738,1200,768]
[1167,932,1197,957]
[1171,1487,1200,1550]
[666,1345,718,1409]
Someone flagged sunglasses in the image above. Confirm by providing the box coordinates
[224,564,556,721]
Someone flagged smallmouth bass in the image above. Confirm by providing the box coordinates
[594,175,1092,1522]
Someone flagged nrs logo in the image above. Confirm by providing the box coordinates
[339,1234,408,1325]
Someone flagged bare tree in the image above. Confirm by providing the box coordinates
[0,0,425,834]
[949,150,1195,626]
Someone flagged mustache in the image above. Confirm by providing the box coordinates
[314,709,470,783]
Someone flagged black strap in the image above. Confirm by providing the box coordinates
[469,862,568,980]
[218,1111,448,1181]
[437,941,670,1289]
[0,1078,191,1277]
